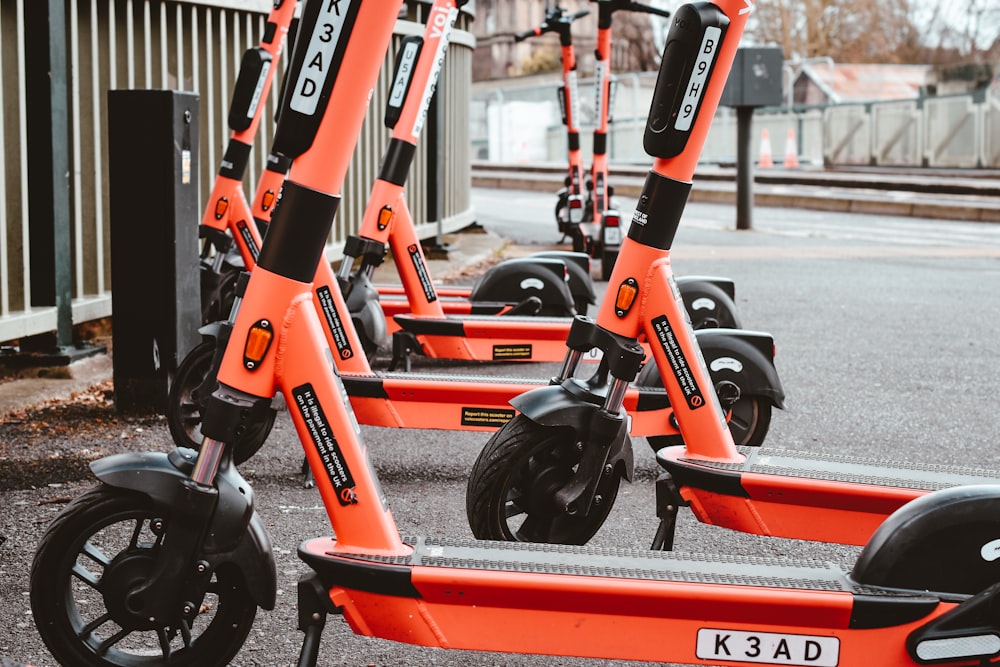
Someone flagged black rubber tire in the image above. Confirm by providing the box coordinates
[199,263,240,325]
[636,359,772,451]
[167,340,275,464]
[30,485,256,667]
[466,415,621,545]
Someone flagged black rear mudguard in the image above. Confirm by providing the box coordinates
[638,328,786,409]
[674,276,741,329]
[90,448,277,611]
[469,256,577,316]
[529,250,597,309]
[509,381,635,484]
[854,484,1000,596]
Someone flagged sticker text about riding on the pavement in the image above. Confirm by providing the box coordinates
[316,286,355,360]
[493,344,532,361]
[292,383,357,505]
[235,220,260,261]
[408,244,437,303]
[651,315,705,410]
[696,628,839,666]
[461,407,515,428]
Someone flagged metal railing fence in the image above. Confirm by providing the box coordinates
[472,71,1000,170]
[0,0,474,347]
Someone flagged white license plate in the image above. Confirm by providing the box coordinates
[603,226,621,245]
[696,629,839,666]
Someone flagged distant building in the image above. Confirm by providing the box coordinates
[792,63,933,105]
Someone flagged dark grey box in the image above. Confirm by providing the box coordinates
[720,47,784,108]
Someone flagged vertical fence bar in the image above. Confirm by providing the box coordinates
[0,0,477,347]
[23,0,73,350]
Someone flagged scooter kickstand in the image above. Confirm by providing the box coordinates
[296,575,336,667]
[651,472,685,551]
[301,457,315,489]
[388,330,419,372]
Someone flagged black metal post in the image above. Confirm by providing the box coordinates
[735,106,754,231]
[108,90,201,414]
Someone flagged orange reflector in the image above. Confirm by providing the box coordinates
[616,282,637,311]
[214,197,229,220]
[614,277,639,317]
[377,205,393,230]
[261,190,276,212]
[243,319,274,369]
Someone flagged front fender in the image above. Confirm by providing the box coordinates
[90,449,277,610]
[510,382,634,482]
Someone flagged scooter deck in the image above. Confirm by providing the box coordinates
[299,535,944,664]
[658,445,1000,546]
[341,370,669,434]
[393,313,576,362]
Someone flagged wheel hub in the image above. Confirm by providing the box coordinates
[100,550,164,631]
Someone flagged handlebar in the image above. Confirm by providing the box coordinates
[591,0,671,19]
[514,7,591,42]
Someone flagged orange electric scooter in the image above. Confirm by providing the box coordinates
[169,0,783,480]
[31,3,1000,666]
[467,9,1000,549]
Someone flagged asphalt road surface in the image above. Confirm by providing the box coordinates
[2,190,1000,666]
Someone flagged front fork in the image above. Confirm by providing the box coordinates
[537,316,645,514]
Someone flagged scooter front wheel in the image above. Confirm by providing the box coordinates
[30,485,256,667]
[466,415,620,545]
[167,340,275,463]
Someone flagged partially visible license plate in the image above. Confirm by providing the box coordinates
[603,226,621,245]
[696,629,839,666]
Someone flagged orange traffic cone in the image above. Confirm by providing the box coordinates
[783,128,799,168]
[757,128,773,168]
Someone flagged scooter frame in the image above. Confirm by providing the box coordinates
[514,4,590,243]
[33,2,1000,666]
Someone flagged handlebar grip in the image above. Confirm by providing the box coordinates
[630,2,671,18]
[570,9,591,20]
[514,27,538,42]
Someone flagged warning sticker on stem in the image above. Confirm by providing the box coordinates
[292,383,357,505]
[316,286,354,360]
[651,315,705,410]
[408,244,437,303]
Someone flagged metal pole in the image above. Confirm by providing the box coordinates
[735,105,754,230]
[24,0,73,350]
